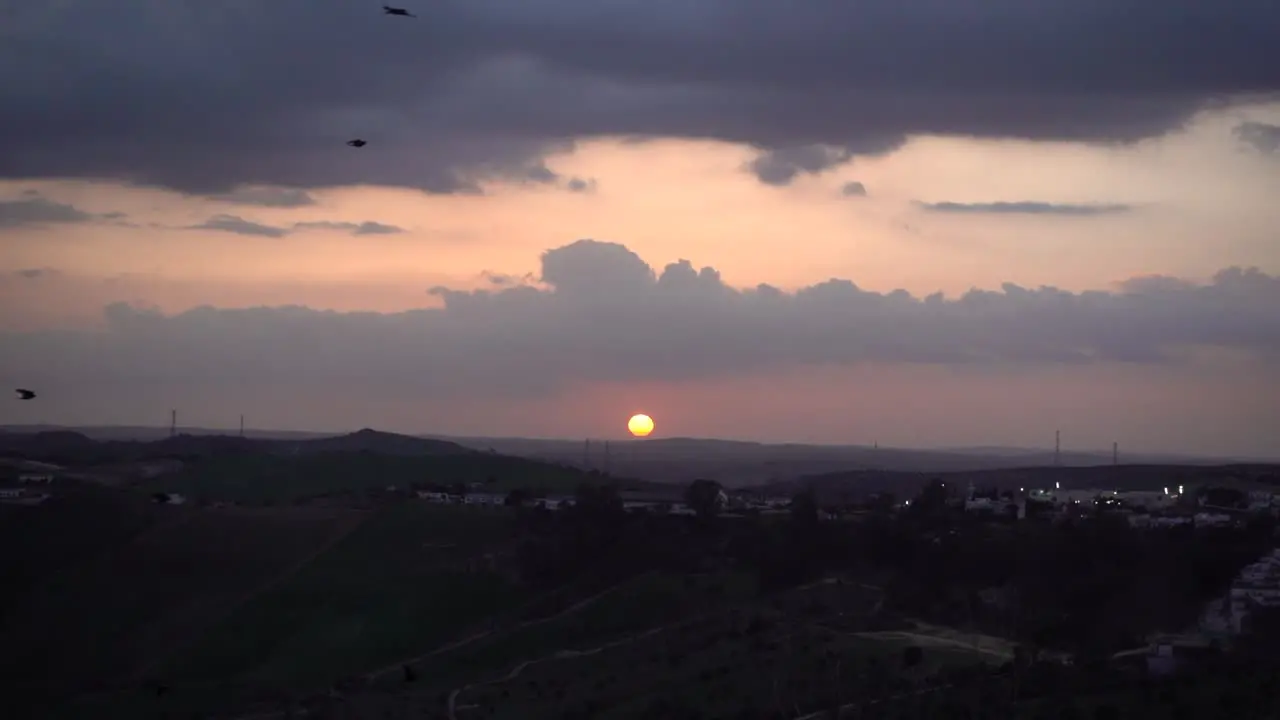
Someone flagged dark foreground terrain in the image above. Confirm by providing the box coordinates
[2,429,1280,718]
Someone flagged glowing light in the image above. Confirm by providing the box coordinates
[627,413,655,437]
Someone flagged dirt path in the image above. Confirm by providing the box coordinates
[445,575,853,719]
[845,629,1014,659]
[215,574,652,720]
[129,510,371,684]
[447,624,672,720]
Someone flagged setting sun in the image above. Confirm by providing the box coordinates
[627,413,655,438]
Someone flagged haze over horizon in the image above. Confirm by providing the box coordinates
[2,1,1279,457]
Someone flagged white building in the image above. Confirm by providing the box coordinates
[1200,548,1280,637]
[18,474,53,484]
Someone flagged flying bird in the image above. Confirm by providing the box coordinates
[15,389,35,400]
[346,139,367,148]
[383,5,416,17]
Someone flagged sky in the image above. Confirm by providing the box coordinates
[1,1,1279,457]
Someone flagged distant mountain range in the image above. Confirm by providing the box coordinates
[3,424,1271,487]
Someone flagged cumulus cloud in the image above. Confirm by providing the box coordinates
[1235,121,1280,154]
[187,215,404,237]
[207,186,317,208]
[0,194,123,228]
[1,240,1276,402]
[841,181,868,198]
[2,1,1278,193]
[918,201,1133,216]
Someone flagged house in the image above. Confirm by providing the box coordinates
[1143,636,1220,676]
[18,474,54,484]
[1200,548,1280,637]
[150,492,187,505]
[0,487,50,505]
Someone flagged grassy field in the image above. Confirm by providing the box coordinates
[0,486,162,614]
[396,570,761,690]
[0,505,362,702]
[160,503,521,688]
[296,579,1001,720]
[144,451,595,504]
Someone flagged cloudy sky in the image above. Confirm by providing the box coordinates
[2,0,1279,456]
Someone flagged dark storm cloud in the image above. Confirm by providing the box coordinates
[748,145,856,186]
[918,201,1133,216]
[2,1,1278,194]
[841,182,868,198]
[207,187,318,208]
[518,162,598,193]
[1235,122,1280,154]
[1,240,1276,401]
[188,215,405,238]
[0,194,124,228]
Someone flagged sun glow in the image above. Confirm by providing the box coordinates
[627,413,655,437]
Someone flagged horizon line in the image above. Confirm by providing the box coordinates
[1,422,1274,463]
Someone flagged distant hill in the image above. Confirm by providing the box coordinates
[4,424,1272,487]
[292,428,466,456]
[0,428,469,466]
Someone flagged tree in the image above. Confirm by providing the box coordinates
[685,479,724,520]
[504,487,531,507]
[790,489,819,528]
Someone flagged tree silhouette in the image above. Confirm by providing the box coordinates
[685,478,724,520]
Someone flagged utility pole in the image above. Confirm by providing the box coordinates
[1113,441,1118,466]
[170,409,177,438]
[583,439,591,471]
[1054,430,1060,467]
[240,414,245,438]
[603,441,611,476]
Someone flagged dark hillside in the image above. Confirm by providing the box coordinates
[293,428,467,456]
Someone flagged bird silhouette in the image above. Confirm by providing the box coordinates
[383,5,416,17]
[346,139,367,148]
[15,388,35,400]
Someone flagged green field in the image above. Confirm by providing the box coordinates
[298,579,1000,720]
[142,451,596,504]
[397,570,761,690]
[0,506,361,700]
[0,487,162,613]
[162,502,520,687]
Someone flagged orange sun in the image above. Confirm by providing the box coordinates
[627,413,655,437]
